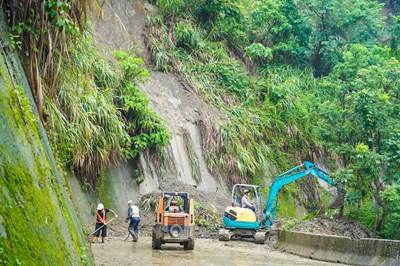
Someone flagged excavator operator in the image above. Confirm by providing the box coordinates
[242,189,255,212]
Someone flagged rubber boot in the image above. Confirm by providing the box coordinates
[101,237,105,243]
[92,236,97,243]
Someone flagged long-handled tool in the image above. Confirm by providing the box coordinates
[88,216,117,237]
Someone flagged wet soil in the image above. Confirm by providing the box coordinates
[89,210,368,265]
[92,237,346,266]
[289,217,374,239]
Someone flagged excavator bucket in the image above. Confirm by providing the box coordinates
[329,185,346,209]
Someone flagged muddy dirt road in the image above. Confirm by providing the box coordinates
[92,237,345,265]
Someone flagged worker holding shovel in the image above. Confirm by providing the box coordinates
[92,203,118,243]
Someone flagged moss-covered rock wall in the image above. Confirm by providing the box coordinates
[0,16,95,266]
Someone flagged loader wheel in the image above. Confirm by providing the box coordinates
[254,231,267,244]
[152,232,162,249]
[184,239,195,250]
[218,229,231,241]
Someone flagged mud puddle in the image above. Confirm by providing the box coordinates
[92,237,346,265]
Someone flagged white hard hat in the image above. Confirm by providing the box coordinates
[127,200,133,205]
[97,203,104,210]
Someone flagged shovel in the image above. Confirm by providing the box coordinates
[88,216,117,237]
[124,233,130,241]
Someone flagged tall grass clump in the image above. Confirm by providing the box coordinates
[183,130,201,183]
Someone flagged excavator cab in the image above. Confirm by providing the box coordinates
[230,184,264,222]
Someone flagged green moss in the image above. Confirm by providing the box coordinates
[276,190,298,218]
[1,165,61,264]
[270,183,298,219]
[320,186,332,207]
[98,173,112,209]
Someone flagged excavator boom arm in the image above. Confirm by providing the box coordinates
[263,161,343,229]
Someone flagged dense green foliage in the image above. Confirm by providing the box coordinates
[316,45,400,235]
[194,202,220,229]
[146,0,400,239]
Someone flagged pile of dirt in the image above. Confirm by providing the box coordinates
[89,204,374,246]
[90,205,375,247]
[289,217,374,239]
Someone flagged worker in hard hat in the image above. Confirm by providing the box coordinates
[126,200,140,242]
[93,203,117,243]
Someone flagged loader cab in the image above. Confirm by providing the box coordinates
[162,192,188,213]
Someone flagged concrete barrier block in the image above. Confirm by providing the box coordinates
[276,230,400,265]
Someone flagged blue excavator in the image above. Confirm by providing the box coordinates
[219,161,346,244]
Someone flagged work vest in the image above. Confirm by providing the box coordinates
[168,205,179,213]
[96,209,106,224]
[130,205,140,218]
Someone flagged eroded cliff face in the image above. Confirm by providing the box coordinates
[0,16,95,265]
[85,0,230,215]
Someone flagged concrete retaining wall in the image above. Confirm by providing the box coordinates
[275,230,400,265]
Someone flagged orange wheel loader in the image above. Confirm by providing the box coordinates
[152,192,195,250]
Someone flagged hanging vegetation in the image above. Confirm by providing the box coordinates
[3,0,88,119]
